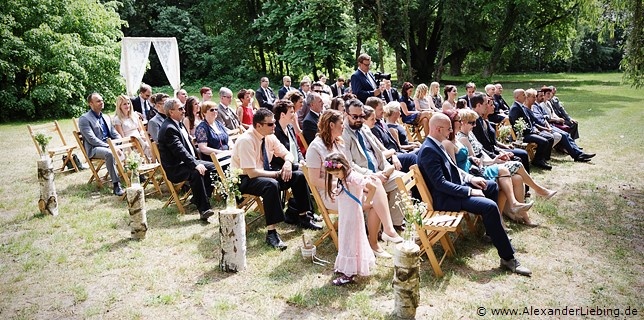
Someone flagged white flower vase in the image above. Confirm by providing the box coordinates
[130,168,140,187]
[226,192,237,211]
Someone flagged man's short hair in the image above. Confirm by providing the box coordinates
[163,98,179,114]
[465,82,476,89]
[540,86,552,93]
[273,100,294,121]
[86,92,99,103]
[470,93,486,109]
[345,98,364,111]
[219,87,232,97]
[153,93,170,104]
[337,76,345,82]
[526,88,538,98]
[253,108,274,127]
[139,83,151,94]
[357,53,371,64]
[305,91,319,106]
[311,82,323,90]
[485,84,495,93]
[282,76,291,82]
[200,87,211,96]
[365,96,383,109]
[364,105,375,119]
[300,79,310,87]
[260,77,269,83]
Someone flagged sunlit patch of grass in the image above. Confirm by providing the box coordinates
[144,291,181,306]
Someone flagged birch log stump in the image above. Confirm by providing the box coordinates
[37,157,58,216]
[393,242,420,319]
[127,186,148,240]
[219,207,246,272]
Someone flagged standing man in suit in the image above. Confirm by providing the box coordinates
[158,98,216,221]
[256,77,277,112]
[509,89,554,170]
[301,92,323,145]
[459,82,476,109]
[78,93,124,196]
[382,79,399,103]
[329,77,345,97]
[278,76,295,99]
[350,53,381,104]
[216,87,241,131]
[131,84,155,122]
[419,113,531,276]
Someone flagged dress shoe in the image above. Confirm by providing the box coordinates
[509,201,534,216]
[307,211,323,222]
[113,183,125,196]
[382,232,404,244]
[199,209,215,222]
[524,191,531,198]
[574,156,591,162]
[372,249,393,259]
[532,160,552,170]
[284,214,299,225]
[500,258,532,276]
[537,189,557,200]
[298,215,322,230]
[266,232,287,250]
[579,152,596,159]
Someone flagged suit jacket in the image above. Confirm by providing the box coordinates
[350,69,377,103]
[550,96,571,122]
[157,118,199,182]
[509,101,539,137]
[131,96,156,121]
[329,83,345,97]
[417,137,473,211]
[301,110,320,146]
[371,119,400,152]
[256,87,276,111]
[216,103,241,131]
[78,110,121,158]
[472,117,497,158]
[458,94,472,109]
[341,122,391,176]
[383,88,400,103]
[278,86,294,99]
[147,113,166,142]
[271,122,304,170]
[493,95,510,113]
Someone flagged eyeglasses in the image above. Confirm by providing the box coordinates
[208,108,217,113]
[176,106,185,111]
[467,121,476,125]
[261,122,275,127]
[349,114,366,120]
[222,95,232,99]
[314,90,323,93]
[361,62,371,67]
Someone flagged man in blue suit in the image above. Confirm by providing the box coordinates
[417,113,532,276]
[350,53,381,103]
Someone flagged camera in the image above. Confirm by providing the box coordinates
[374,72,391,86]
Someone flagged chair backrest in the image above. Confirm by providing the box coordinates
[150,141,173,183]
[108,136,146,186]
[409,164,435,211]
[209,151,234,180]
[298,131,309,150]
[27,120,68,157]
[72,117,80,132]
[227,127,243,143]
[301,164,335,214]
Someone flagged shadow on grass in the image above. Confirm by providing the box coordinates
[88,238,135,256]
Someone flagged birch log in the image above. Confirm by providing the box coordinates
[393,242,420,319]
[127,186,148,240]
[37,157,58,216]
[219,207,246,272]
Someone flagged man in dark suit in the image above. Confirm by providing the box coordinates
[382,79,400,103]
[418,113,531,276]
[131,84,155,121]
[79,93,124,196]
[493,83,511,113]
[301,92,323,146]
[256,77,277,112]
[350,53,381,103]
[458,82,476,109]
[157,98,216,221]
[278,76,295,99]
[549,86,579,140]
[329,77,345,97]
[508,89,554,170]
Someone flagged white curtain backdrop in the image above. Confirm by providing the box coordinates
[120,37,180,96]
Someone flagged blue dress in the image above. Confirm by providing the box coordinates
[195,120,230,160]
[454,141,499,180]
[387,123,410,146]
[399,95,419,124]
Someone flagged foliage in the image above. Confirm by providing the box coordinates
[34,132,52,154]
[124,151,142,172]
[212,167,243,200]
[0,0,125,122]
[496,125,512,144]
[513,118,528,140]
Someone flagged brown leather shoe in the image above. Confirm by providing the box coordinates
[500,258,532,276]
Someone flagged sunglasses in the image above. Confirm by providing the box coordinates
[208,108,217,113]
[261,122,275,127]
[176,106,185,111]
[467,121,476,125]
[349,114,366,120]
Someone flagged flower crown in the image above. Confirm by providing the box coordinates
[324,161,343,169]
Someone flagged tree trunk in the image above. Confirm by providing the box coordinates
[376,0,385,73]
[325,56,335,82]
[354,1,362,62]
[127,185,148,240]
[219,208,247,272]
[483,2,518,77]
[395,46,405,84]
[393,242,420,319]
[37,157,58,216]
[403,0,413,81]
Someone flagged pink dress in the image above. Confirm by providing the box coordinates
[334,171,376,277]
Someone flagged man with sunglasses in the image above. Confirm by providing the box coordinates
[232,108,320,250]
[158,99,217,222]
[350,53,381,104]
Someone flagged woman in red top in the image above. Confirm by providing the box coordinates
[236,88,254,130]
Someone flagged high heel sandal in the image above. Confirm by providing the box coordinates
[332,274,355,286]
[381,232,404,244]
[509,201,534,215]
[372,249,393,259]
[537,189,558,200]
[517,211,540,228]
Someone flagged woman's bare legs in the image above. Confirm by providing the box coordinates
[366,179,399,251]
[515,165,554,196]
[511,174,537,225]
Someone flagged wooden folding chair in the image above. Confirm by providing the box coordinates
[301,164,339,250]
[151,141,192,214]
[297,131,309,150]
[72,117,80,131]
[73,130,110,187]
[395,165,464,277]
[107,136,162,197]
[28,120,79,172]
[209,152,265,228]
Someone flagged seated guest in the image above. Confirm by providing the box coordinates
[417,113,532,276]
[183,96,202,137]
[383,101,421,151]
[329,77,345,97]
[302,92,323,146]
[342,99,406,229]
[305,110,401,256]
[113,95,151,159]
[549,86,579,140]
[296,79,312,127]
[200,87,213,102]
[509,89,554,170]
[382,79,399,104]
[195,101,232,159]
[271,100,304,170]
[493,83,511,114]
[318,74,332,96]
[311,81,331,108]
[459,82,476,109]
[131,84,155,122]
[278,76,295,99]
[232,108,321,250]
[364,97,417,173]
[442,85,458,110]
[429,81,442,108]
[79,93,124,196]
[329,97,346,113]
[485,84,508,124]
[148,93,169,142]
[158,98,216,222]
[414,83,439,112]
[236,89,254,130]
[399,82,432,137]
[175,89,187,105]
[256,77,277,111]
[216,87,242,131]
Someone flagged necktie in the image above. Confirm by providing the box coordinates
[261,137,271,171]
[365,73,376,90]
[387,90,393,102]
[356,130,375,172]
[179,122,196,157]
[264,88,274,104]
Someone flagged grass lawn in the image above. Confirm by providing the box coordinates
[1,72,642,319]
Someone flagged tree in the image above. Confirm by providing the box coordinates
[0,0,124,121]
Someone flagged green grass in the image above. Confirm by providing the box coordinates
[1,72,642,318]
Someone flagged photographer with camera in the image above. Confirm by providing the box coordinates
[351,54,391,104]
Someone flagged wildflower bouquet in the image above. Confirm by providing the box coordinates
[496,125,512,143]
[395,191,427,242]
[513,118,528,141]
[213,167,243,208]
[34,131,52,155]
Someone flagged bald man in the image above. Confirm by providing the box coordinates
[417,113,531,276]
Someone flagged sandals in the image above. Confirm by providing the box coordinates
[332,274,355,286]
